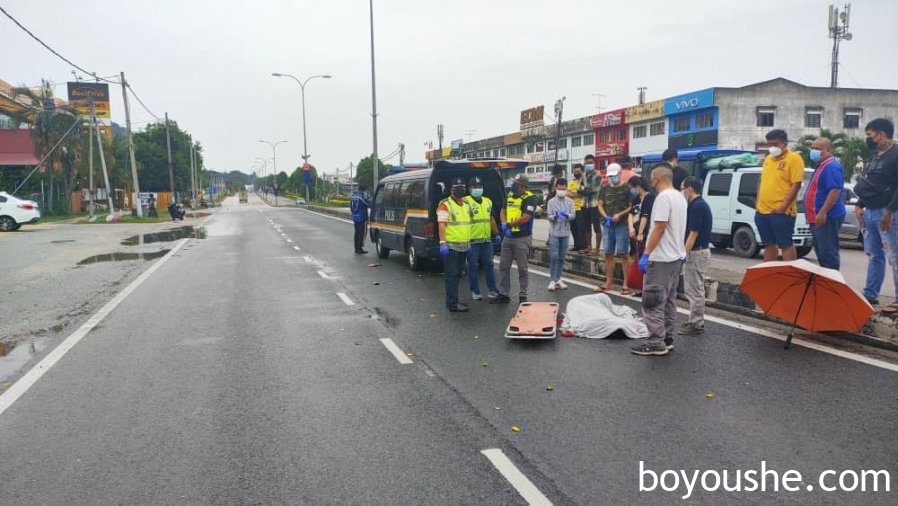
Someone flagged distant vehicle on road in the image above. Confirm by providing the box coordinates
[703,167,813,258]
[0,192,40,231]
[296,198,307,206]
[239,190,248,203]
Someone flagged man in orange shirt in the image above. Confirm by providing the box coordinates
[755,129,804,261]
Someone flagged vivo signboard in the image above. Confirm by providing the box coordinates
[663,88,714,116]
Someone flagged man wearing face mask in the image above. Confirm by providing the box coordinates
[596,163,633,294]
[855,118,898,307]
[577,154,603,255]
[804,138,845,270]
[491,174,537,304]
[438,178,473,312]
[755,129,804,262]
[568,163,586,252]
[464,176,501,300]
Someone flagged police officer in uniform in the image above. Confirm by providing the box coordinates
[491,174,537,304]
[465,176,501,300]
[350,183,371,254]
[438,178,473,311]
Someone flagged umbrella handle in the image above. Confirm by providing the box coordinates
[785,274,816,350]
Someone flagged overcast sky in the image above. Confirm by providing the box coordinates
[3,0,896,177]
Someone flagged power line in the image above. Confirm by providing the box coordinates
[126,83,161,121]
[0,5,117,85]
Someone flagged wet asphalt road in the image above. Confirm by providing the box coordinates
[0,197,896,504]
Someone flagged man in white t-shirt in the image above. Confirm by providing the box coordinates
[631,163,688,356]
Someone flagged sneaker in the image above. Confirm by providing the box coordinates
[487,291,500,299]
[449,304,469,312]
[519,295,528,303]
[547,281,557,292]
[631,342,669,356]
[678,323,704,335]
[866,296,880,306]
[490,294,511,304]
[556,280,568,290]
[664,337,675,350]
[471,292,483,301]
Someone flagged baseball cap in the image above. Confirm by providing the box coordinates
[513,174,529,186]
[606,163,622,176]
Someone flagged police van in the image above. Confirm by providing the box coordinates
[369,159,526,269]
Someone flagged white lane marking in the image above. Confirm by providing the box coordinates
[499,259,898,373]
[379,338,413,365]
[286,239,294,243]
[481,449,552,506]
[293,246,301,251]
[337,292,355,305]
[298,207,353,224]
[0,238,190,418]
[317,270,330,279]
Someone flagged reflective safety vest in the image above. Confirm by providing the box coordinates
[506,190,534,233]
[441,197,472,245]
[464,195,493,242]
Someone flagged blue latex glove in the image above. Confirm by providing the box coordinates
[502,223,513,238]
[553,211,563,221]
[439,243,450,258]
[638,253,650,273]
[493,234,502,247]
[560,212,570,220]
[604,216,613,228]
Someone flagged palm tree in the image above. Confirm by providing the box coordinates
[9,82,83,214]
[796,128,866,180]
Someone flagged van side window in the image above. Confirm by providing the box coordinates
[738,173,760,208]
[384,182,401,208]
[707,173,732,197]
[405,180,425,209]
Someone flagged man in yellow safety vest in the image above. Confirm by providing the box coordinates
[438,178,473,311]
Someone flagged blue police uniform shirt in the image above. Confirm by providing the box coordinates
[350,192,371,223]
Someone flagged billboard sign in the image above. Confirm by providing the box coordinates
[591,109,625,129]
[67,82,110,118]
[664,88,714,116]
[626,99,665,123]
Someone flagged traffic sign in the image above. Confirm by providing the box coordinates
[302,163,310,171]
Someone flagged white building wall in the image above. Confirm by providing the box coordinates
[628,120,668,158]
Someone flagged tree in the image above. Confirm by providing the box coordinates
[353,155,392,190]
[796,129,868,180]
[133,120,203,194]
[9,83,83,214]
[286,165,322,198]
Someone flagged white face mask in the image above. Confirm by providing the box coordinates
[556,189,567,198]
[768,146,783,158]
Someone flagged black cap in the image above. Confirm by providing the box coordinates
[618,155,632,165]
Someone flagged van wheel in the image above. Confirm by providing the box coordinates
[406,239,423,270]
[711,240,731,250]
[376,234,391,259]
[732,226,760,258]
[796,246,812,259]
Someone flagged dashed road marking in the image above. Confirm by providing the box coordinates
[317,271,330,279]
[379,338,413,365]
[337,292,355,306]
[481,449,552,506]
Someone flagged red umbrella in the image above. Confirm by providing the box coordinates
[740,259,874,349]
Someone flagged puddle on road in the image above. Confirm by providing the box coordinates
[0,337,51,384]
[120,225,206,246]
[77,250,170,265]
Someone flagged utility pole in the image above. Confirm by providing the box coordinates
[190,142,197,209]
[92,114,115,214]
[165,112,175,203]
[637,87,647,105]
[88,100,95,218]
[349,162,354,193]
[437,124,444,153]
[399,143,405,167]
[554,97,566,173]
[120,72,142,217]
[369,0,379,188]
[828,4,852,88]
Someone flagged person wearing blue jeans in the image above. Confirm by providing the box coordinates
[464,177,500,299]
[856,118,898,306]
[805,138,846,270]
[546,178,574,290]
[596,164,633,293]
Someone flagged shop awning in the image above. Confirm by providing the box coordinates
[0,129,39,166]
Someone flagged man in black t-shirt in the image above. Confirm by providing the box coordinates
[680,176,713,335]
[663,148,690,192]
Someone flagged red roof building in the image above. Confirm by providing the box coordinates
[0,129,39,166]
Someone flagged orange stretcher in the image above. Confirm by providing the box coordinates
[505,302,559,339]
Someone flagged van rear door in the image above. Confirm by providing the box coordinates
[705,171,734,234]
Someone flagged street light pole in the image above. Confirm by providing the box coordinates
[369,0,379,189]
[271,73,332,204]
[259,140,286,205]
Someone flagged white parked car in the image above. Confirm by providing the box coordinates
[703,167,813,258]
[0,192,41,231]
